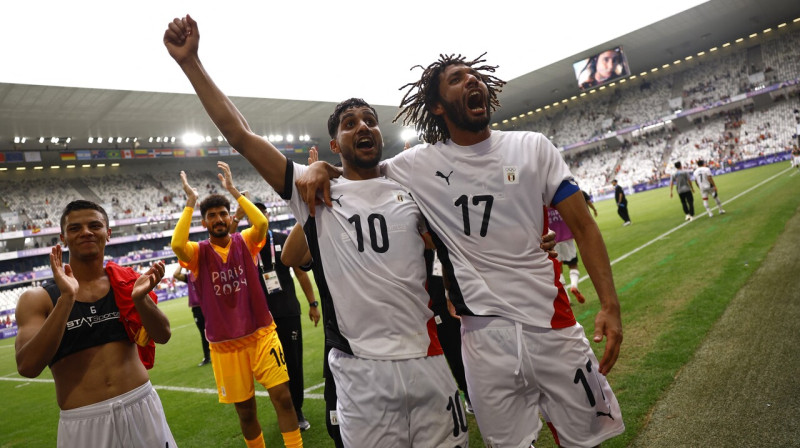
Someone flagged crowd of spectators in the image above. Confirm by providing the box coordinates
[2,27,799,314]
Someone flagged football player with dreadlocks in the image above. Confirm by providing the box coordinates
[298,53,625,448]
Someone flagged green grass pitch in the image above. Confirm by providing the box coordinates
[1,161,798,447]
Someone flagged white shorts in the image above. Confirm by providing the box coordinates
[460,316,624,448]
[555,240,578,264]
[328,349,468,448]
[793,156,800,167]
[58,381,177,448]
[700,187,716,200]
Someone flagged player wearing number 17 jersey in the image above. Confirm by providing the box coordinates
[367,54,624,448]
[299,56,624,447]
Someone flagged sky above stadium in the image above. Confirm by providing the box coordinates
[1,0,707,106]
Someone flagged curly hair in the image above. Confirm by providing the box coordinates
[199,194,230,218]
[394,53,506,144]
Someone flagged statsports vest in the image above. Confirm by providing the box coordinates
[45,283,129,367]
[194,233,273,342]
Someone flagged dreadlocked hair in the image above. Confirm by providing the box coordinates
[393,53,506,144]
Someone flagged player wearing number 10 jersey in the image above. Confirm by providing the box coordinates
[165,23,470,443]
[279,99,468,447]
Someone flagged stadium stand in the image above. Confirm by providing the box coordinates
[1,22,799,337]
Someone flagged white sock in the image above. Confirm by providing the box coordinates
[569,269,580,289]
[559,273,566,287]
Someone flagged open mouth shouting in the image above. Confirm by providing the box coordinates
[467,90,487,115]
[355,134,376,152]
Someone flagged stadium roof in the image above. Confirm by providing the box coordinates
[1,0,799,160]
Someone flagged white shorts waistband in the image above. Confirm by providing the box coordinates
[59,381,154,421]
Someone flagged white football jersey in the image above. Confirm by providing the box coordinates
[693,166,713,189]
[383,130,576,329]
[284,162,440,360]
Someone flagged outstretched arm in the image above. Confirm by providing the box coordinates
[217,161,268,247]
[556,191,622,375]
[164,14,288,194]
[171,171,199,264]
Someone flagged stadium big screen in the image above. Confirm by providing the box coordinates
[573,46,630,90]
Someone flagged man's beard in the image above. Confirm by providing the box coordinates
[209,226,229,238]
[344,144,382,169]
[441,97,491,134]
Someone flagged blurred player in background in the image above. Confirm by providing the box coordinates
[612,179,631,226]
[548,207,586,304]
[693,160,725,217]
[173,265,211,367]
[254,201,319,432]
[669,161,696,221]
[582,189,598,218]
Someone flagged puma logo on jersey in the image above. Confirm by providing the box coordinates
[596,410,615,420]
[435,170,454,185]
[332,195,343,207]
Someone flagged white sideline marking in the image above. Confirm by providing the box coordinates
[0,376,325,400]
[579,167,792,284]
[0,377,52,384]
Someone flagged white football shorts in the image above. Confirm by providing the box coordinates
[555,240,578,264]
[328,349,468,448]
[460,316,624,448]
[57,380,177,448]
